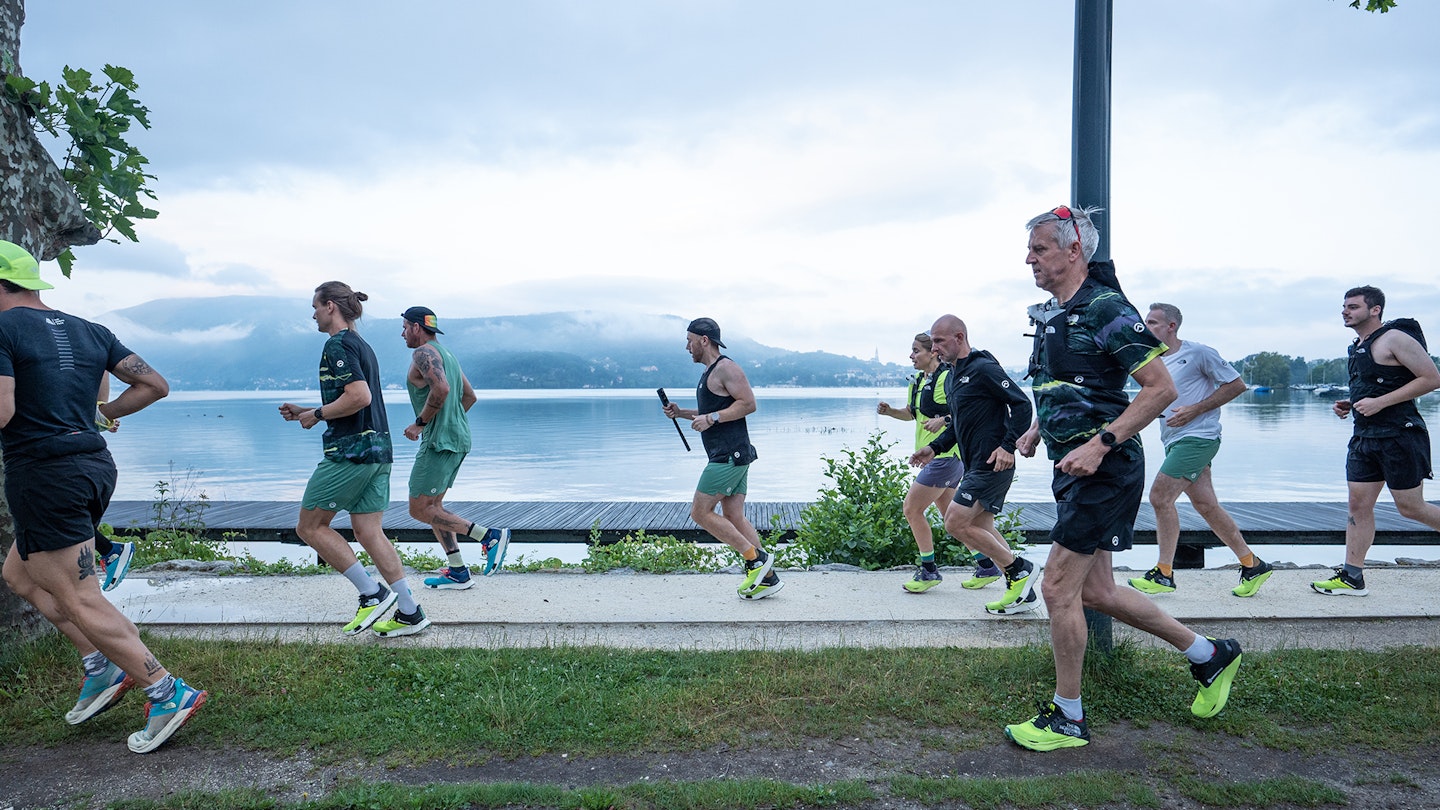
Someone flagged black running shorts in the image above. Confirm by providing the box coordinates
[1346,431,1433,491]
[1048,450,1145,555]
[5,450,117,560]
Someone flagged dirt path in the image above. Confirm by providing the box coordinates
[5,724,1438,809]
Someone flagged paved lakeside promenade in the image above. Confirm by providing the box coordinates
[115,566,1440,652]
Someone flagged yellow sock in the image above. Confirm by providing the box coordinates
[1239,554,1257,568]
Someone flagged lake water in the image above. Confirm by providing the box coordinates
[100,387,1440,568]
[100,386,1412,504]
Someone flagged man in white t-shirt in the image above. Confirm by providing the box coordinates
[1129,303,1272,598]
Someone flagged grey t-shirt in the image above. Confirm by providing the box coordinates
[1158,340,1240,447]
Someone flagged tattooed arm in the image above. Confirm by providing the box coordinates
[101,353,170,421]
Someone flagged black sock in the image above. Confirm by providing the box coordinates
[921,560,938,573]
[1004,558,1029,578]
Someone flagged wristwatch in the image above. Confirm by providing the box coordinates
[415,416,428,427]
[1099,430,1118,447]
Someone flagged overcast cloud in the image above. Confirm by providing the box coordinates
[17,1,1439,367]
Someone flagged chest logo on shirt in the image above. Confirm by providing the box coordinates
[1066,315,1080,325]
[1132,323,1145,332]
[958,376,970,384]
[336,359,346,367]
[1001,380,1010,388]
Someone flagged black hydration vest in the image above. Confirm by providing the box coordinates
[697,356,758,465]
[1349,318,1429,437]
[1026,275,1130,392]
[910,365,951,420]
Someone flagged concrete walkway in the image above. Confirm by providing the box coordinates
[111,564,1440,652]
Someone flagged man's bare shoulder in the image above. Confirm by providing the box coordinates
[1372,326,1429,364]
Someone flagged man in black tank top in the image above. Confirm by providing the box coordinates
[661,318,782,599]
[1316,286,1440,597]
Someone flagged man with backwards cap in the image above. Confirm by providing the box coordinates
[662,317,782,599]
[0,240,207,753]
[399,306,510,592]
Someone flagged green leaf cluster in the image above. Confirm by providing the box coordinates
[583,529,730,573]
[789,431,1019,569]
[2,63,157,275]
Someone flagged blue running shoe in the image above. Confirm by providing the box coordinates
[101,541,136,592]
[65,661,134,725]
[128,677,208,754]
[423,566,474,590]
[482,528,510,576]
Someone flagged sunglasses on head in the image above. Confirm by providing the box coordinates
[1052,205,1082,243]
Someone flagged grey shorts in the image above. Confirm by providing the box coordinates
[916,456,964,489]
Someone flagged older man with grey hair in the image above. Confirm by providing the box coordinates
[1008,206,1242,752]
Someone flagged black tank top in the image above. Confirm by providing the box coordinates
[698,356,757,464]
[1348,320,1428,437]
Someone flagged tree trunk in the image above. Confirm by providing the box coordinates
[1,0,103,259]
[0,0,104,634]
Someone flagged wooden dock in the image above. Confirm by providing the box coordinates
[99,500,1440,547]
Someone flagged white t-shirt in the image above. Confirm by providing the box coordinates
[1159,340,1241,447]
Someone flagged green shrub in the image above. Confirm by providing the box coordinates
[584,528,729,573]
[790,431,1024,570]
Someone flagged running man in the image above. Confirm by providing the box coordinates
[280,281,428,637]
[910,315,1035,614]
[399,305,510,589]
[877,332,967,593]
[1129,303,1272,598]
[93,370,137,592]
[1007,207,1242,751]
[661,317,781,599]
[1318,285,1440,596]
[0,240,207,753]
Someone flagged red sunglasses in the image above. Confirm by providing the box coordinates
[1052,206,1082,243]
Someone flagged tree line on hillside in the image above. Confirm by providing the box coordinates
[1231,352,1440,389]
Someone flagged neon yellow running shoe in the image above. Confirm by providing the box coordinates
[1190,637,1242,718]
[1232,559,1273,598]
[372,606,432,638]
[342,584,396,635]
[741,571,784,600]
[985,559,1038,615]
[738,552,774,596]
[1128,566,1176,594]
[1311,567,1367,596]
[903,568,943,593]
[1004,702,1090,750]
[961,562,1002,589]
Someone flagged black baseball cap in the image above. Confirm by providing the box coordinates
[687,317,725,348]
[401,306,444,334]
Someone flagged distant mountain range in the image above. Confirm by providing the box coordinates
[99,297,909,390]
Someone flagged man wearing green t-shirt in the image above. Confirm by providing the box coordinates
[400,307,510,589]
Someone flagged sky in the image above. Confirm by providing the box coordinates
[17,1,1440,368]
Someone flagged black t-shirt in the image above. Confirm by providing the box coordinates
[0,307,131,464]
